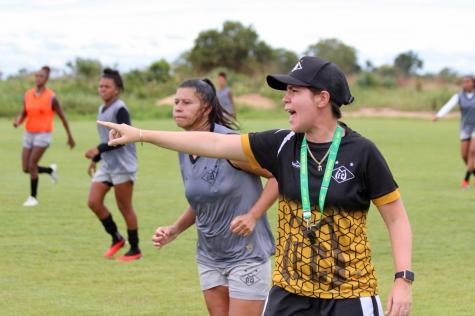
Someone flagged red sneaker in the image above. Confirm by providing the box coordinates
[116,250,142,262]
[461,180,469,189]
[104,239,126,258]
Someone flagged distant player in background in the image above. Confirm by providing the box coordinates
[217,72,235,116]
[434,75,475,188]
[13,66,75,207]
[152,78,277,316]
[85,68,141,261]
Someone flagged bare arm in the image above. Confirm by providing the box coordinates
[97,121,248,161]
[13,100,27,128]
[170,205,196,234]
[378,198,412,316]
[53,97,75,148]
[152,206,196,249]
[230,177,279,236]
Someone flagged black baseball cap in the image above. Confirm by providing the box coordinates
[266,56,354,106]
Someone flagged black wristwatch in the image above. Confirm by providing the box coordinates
[394,270,415,283]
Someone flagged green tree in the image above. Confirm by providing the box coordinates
[270,48,299,73]
[66,58,102,78]
[376,64,396,77]
[148,59,171,82]
[438,67,458,83]
[188,21,272,73]
[305,38,360,74]
[393,51,423,76]
[124,69,148,85]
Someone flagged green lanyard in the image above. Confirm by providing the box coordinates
[300,125,343,226]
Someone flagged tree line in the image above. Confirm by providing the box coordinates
[2,20,460,85]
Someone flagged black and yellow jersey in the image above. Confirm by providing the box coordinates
[241,123,400,299]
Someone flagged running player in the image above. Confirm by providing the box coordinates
[152,78,276,316]
[13,66,75,207]
[85,68,140,261]
[99,56,414,316]
[433,75,475,188]
[217,72,235,116]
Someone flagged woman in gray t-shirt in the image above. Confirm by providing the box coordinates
[152,79,277,316]
[84,69,141,262]
[433,75,475,188]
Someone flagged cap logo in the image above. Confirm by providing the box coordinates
[291,61,302,72]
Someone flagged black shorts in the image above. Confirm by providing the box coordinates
[263,286,383,316]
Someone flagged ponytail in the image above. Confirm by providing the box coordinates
[178,78,237,130]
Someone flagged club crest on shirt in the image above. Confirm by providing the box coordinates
[201,164,219,185]
[291,160,300,169]
[332,166,355,183]
[240,269,261,286]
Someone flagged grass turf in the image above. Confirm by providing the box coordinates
[0,116,474,315]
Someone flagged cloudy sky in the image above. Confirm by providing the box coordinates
[1,0,474,76]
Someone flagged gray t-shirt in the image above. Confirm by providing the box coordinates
[96,99,137,174]
[217,87,234,114]
[459,91,475,129]
[179,124,275,268]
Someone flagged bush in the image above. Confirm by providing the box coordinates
[356,72,396,88]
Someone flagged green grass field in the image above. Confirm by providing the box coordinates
[1,116,474,315]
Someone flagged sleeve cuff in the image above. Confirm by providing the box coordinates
[92,154,101,162]
[372,188,401,207]
[240,134,262,169]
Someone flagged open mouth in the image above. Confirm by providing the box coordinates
[286,109,296,116]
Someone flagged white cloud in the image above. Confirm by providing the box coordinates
[0,0,474,75]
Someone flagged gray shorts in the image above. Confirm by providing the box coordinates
[92,166,136,185]
[198,260,271,300]
[460,123,475,140]
[23,132,52,148]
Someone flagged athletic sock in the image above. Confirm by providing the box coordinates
[31,178,38,198]
[38,166,53,174]
[100,214,122,244]
[127,229,140,253]
[465,171,471,181]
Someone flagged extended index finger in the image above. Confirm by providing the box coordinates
[96,120,118,129]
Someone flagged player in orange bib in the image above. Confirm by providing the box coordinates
[13,66,75,206]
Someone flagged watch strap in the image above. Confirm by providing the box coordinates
[394,270,414,282]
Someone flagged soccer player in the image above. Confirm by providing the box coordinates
[152,78,277,316]
[433,75,475,188]
[85,68,141,261]
[13,66,75,207]
[217,72,235,116]
[99,56,414,316]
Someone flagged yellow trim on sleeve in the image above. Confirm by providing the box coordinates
[240,134,262,169]
[372,188,401,207]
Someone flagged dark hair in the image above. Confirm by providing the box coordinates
[463,75,475,87]
[102,68,124,91]
[178,78,237,130]
[218,72,227,79]
[310,88,342,119]
[330,102,342,119]
[41,66,51,77]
